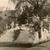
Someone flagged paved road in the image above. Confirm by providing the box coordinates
[0,47,49,50]
[0,41,50,50]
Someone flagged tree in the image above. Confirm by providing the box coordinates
[17,5,33,26]
[10,0,50,41]
[15,0,50,38]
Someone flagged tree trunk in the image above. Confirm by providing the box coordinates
[40,20,43,38]
[38,20,43,39]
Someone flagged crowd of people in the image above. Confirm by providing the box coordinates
[1,15,49,43]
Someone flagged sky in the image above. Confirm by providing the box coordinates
[0,0,16,11]
[0,0,50,11]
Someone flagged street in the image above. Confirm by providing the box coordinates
[0,41,50,50]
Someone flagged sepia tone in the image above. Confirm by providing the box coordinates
[0,0,50,50]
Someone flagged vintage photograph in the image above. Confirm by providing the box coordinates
[0,0,50,50]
